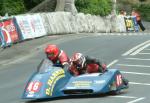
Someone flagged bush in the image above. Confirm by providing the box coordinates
[75,0,112,16]
[133,4,150,21]
[23,0,43,11]
[0,0,43,16]
[0,0,26,15]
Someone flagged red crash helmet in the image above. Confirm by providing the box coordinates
[71,53,85,68]
[45,44,60,60]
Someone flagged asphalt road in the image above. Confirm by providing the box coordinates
[0,33,150,103]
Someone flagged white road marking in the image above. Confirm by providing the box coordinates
[127,97,145,103]
[109,95,137,99]
[130,43,150,55]
[110,95,146,103]
[122,40,150,56]
[107,60,118,68]
[0,55,32,66]
[117,64,150,68]
[129,82,150,86]
[100,60,148,103]
[121,71,150,76]
[138,52,150,55]
[125,58,150,61]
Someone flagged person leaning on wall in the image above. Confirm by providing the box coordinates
[131,8,145,31]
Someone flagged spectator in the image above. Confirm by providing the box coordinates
[119,10,126,16]
[131,9,145,31]
[69,52,107,76]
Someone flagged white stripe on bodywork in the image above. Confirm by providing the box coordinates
[78,73,101,77]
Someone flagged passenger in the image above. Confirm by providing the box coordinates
[69,52,107,76]
[119,10,127,16]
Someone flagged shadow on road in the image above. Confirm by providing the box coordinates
[24,91,128,103]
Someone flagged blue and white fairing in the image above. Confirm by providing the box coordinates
[62,69,127,95]
[22,59,71,99]
[22,59,128,99]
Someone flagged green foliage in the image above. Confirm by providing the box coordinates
[0,0,3,15]
[0,0,43,16]
[139,0,147,2]
[0,0,26,15]
[23,0,43,10]
[133,4,150,21]
[75,0,112,16]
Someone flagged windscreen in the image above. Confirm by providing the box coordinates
[37,59,53,73]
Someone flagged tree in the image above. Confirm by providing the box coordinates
[23,0,43,11]
[75,0,112,16]
[0,0,26,16]
[139,0,146,2]
[0,0,4,15]
[0,0,44,15]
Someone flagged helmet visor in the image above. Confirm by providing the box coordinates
[73,60,82,68]
[46,52,55,58]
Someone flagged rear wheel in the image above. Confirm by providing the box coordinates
[122,77,129,88]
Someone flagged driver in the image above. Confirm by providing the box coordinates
[45,44,69,70]
[69,53,107,76]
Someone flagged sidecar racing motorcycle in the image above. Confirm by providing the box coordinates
[22,59,129,99]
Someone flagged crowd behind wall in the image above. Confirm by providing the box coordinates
[119,9,145,32]
[0,12,141,48]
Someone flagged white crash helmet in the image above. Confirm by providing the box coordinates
[71,53,86,68]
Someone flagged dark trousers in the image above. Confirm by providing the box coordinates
[137,20,145,31]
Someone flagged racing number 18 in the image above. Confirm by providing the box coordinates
[116,74,122,87]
